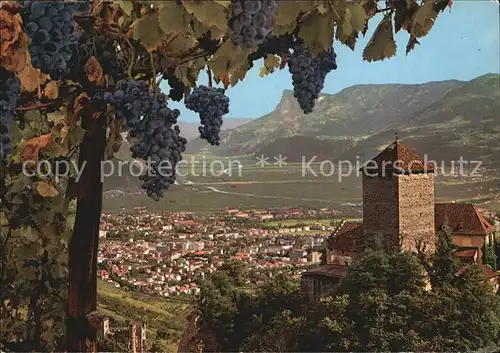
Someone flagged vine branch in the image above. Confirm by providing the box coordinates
[207,66,213,88]
[14,101,57,111]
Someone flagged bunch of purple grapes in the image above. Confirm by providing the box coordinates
[23,1,78,80]
[185,86,229,146]
[92,80,152,130]
[163,69,185,102]
[92,81,187,200]
[129,96,187,201]
[0,68,20,160]
[94,37,125,81]
[287,40,337,114]
[229,0,278,48]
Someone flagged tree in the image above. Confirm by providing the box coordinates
[483,241,498,271]
[428,231,460,288]
[218,259,248,286]
[0,1,453,351]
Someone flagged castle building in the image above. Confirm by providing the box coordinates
[301,139,498,303]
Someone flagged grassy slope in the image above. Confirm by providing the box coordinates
[97,280,192,352]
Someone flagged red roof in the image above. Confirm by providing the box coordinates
[361,139,434,173]
[455,248,478,258]
[327,222,364,252]
[456,264,498,279]
[435,203,494,235]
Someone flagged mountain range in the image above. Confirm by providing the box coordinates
[185,73,499,164]
[105,73,499,193]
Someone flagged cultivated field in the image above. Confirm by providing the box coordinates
[103,154,500,214]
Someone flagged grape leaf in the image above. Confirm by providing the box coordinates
[435,0,453,13]
[44,139,67,158]
[276,0,319,27]
[259,55,280,77]
[36,181,59,198]
[214,1,230,9]
[337,29,359,51]
[166,33,198,54]
[348,3,368,32]
[132,12,165,51]
[181,0,228,31]
[333,2,366,50]
[158,3,193,34]
[19,134,52,163]
[47,111,66,125]
[217,72,230,89]
[363,14,396,62]
[411,0,438,38]
[119,0,134,16]
[209,39,253,80]
[299,11,334,56]
[230,64,249,87]
[65,126,86,150]
[317,3,329,15]
[406,35,420,54]
[175,66,200,89]
[84,57,104,85]
[394,0,419,33]
[43,81,59,100]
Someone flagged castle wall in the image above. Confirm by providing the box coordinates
[301,274,339,305]
[362,174,399,248]
[397,173,436,254]
[326,248,360,266]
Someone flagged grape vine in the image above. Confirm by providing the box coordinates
[22,1,78,80]
[0,68,20,161]
[0,0,451,350]
[185,86,230,146]
[287,40,338,114]
[229,0,278,48]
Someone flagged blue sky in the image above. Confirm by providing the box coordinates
[163,1,500,122]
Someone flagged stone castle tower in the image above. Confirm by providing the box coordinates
[361,138,436,254]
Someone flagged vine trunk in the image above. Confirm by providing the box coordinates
[66,110,106,352]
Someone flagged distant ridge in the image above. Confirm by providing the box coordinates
[186,74,499,165]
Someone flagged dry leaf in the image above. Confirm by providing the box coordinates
[84,57,105,85]
[230,65,248,87]
[19,133,52,163]
[17,61,49,92]
[47,111,66,125]
[0,10,27,72]
[36,181,59,197]
[60,126,69,140]
[43,81,59,99]
[219,72,230,89]
[72,93,89,123]
[279,54,287,69]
